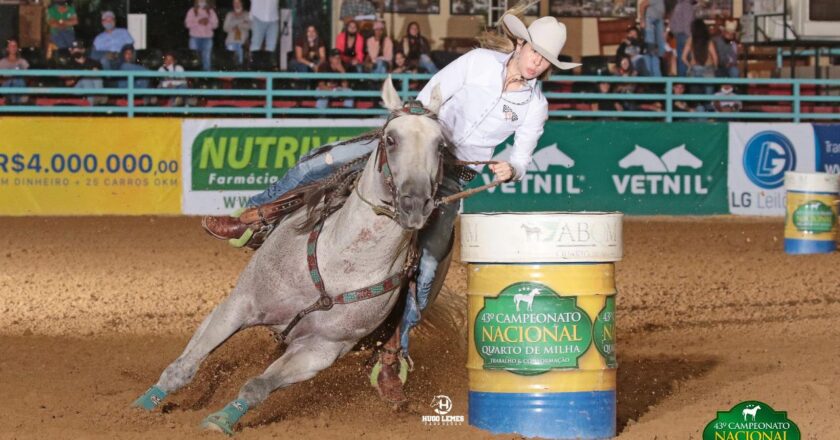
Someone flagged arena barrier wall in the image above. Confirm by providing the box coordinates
[0,117,181,215]
[4,118,840,216]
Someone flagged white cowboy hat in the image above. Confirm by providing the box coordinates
[502,14,581,70]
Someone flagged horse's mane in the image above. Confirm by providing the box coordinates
[294,129,382,233]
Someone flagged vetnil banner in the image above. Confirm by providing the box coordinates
[182,119,377,215]
[463,122,729,215]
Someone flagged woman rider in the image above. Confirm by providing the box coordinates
[203,6,579,405]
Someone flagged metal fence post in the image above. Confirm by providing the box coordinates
[665,78,673,123]
[265,75,274,119]
[793,81,801,123]
[127,72,135,118]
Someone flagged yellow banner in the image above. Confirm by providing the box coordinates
[0,117,181,215]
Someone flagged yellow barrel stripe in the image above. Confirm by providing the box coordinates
[468,264,615,296]
[469,369,616,393]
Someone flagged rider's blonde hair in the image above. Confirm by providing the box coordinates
[476,1,553,81]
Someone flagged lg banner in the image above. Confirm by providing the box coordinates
[728,124,817,216]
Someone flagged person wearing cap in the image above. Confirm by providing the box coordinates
[46,0,78,52]
[713,19,740,78]
[92,11,135,70]
[201,4,579,406]
[366,20,394,74]
[66,40,106,105]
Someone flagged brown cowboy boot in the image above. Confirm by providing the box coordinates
[202,212,250,241]
[369,327,408,409]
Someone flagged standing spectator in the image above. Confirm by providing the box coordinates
[92,11,134,70]
[315,49,354,110]
[185,0,219,71]
[366,20,393,74]
[671,0,696,76]
[66,40,105,105]
[117,46,150,90]
[714,20,740,78]
[638,0,665,76]
[401,21,437,73]
[223,0,250,66]
[390,51,415,74]
[250,0,279,55]
[289,25,326,72]
[336,20,364,72]
[615,26,647,75]
[682,19,718,100]
[46,0,78,53]
[158,52,188,106]
[0,38,29,104]
[339,0,377,24]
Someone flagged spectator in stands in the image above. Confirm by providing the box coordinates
[250,0,279,57]
[315,49,354,110]
[713,83,742,112]
[713,20,740,78]
[390,51,415,74]
[185,0,219,71]
[46,0,78,53]
[638,0,665,76]
[159,52,188,106]
[682,18,718,99]
[672,82,694,112]
[614,55,637,110]
[593,77,623,113]
[290,25,326,72]
[671,0,696,76]
[117,46,150,90]
[401,21,437,73]
[336,20,365,72]
[366,20,393,74]
[92,11,135,70]
[615,26,647,75]
[224,0,251,66]
[66,40,106,106]
[0,38,29,104]
[339,0,377,24]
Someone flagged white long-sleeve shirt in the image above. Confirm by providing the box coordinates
[416,48,548,181]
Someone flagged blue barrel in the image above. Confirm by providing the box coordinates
[784,172,839,254]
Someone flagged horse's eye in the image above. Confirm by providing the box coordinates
[386,135,396,147]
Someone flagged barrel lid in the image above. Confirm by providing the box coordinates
[785,172,840,193]
[460,212,624,263]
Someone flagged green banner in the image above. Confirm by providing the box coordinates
[463,122,728,215]
[703,400,800,440]
[191,126,371,191]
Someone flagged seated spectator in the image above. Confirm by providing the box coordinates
[92,11,135,70]
[158,52,188,106]
[592,78,623,113]
[390,51,415,74]
[66,40,106,105]
[185,0,219,71]
[223,0,250,66]
[117,46,150,90]
[613,55,637,110]
[0,38,30,104]
[46,0,78,54]
[672,82,694,112]
[401,21,437,73]
[290,25,326,72]
[713,19,740,78]
[615,25,644,66]
[366,20,393,74]
[315,49,353,110]
[336,20,364,72]
[713,83,742,113]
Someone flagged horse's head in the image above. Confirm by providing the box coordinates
[374,76,445,230]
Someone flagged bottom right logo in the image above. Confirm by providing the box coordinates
[703,400,800,440]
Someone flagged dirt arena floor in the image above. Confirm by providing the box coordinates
[1,216,838,439]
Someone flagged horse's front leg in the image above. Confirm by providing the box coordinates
[132,293,257,410]
[200,336,349,435]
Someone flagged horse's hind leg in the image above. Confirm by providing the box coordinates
[133,293,254,410]
[201,337,347,435]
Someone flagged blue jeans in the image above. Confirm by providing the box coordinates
[372,59,389,74]
[675,32,689,76]
[226,43,244,65]
[316,87,354,110]
[640,53,661,77]
[2,78,27,104]
[51,29,75,50]
[417,54,438,74]
[250,17,279,52]
[644,16,666,57]
[76,78,104,105]
[246,137,462,356]
[189,37,213,71]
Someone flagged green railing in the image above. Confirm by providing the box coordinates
[1,69,839,122]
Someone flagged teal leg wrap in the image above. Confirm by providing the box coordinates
[132,385,167,411]
[201,399,249,436]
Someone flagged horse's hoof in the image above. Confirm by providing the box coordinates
[201,399,249,436]
[132,385,167,411]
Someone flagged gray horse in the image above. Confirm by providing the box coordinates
[133,78,445,435]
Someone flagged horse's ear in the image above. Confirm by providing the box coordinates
[381,75,402,111]
[427,84,443,114]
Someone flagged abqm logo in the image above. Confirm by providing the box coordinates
[742,131,797,189]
